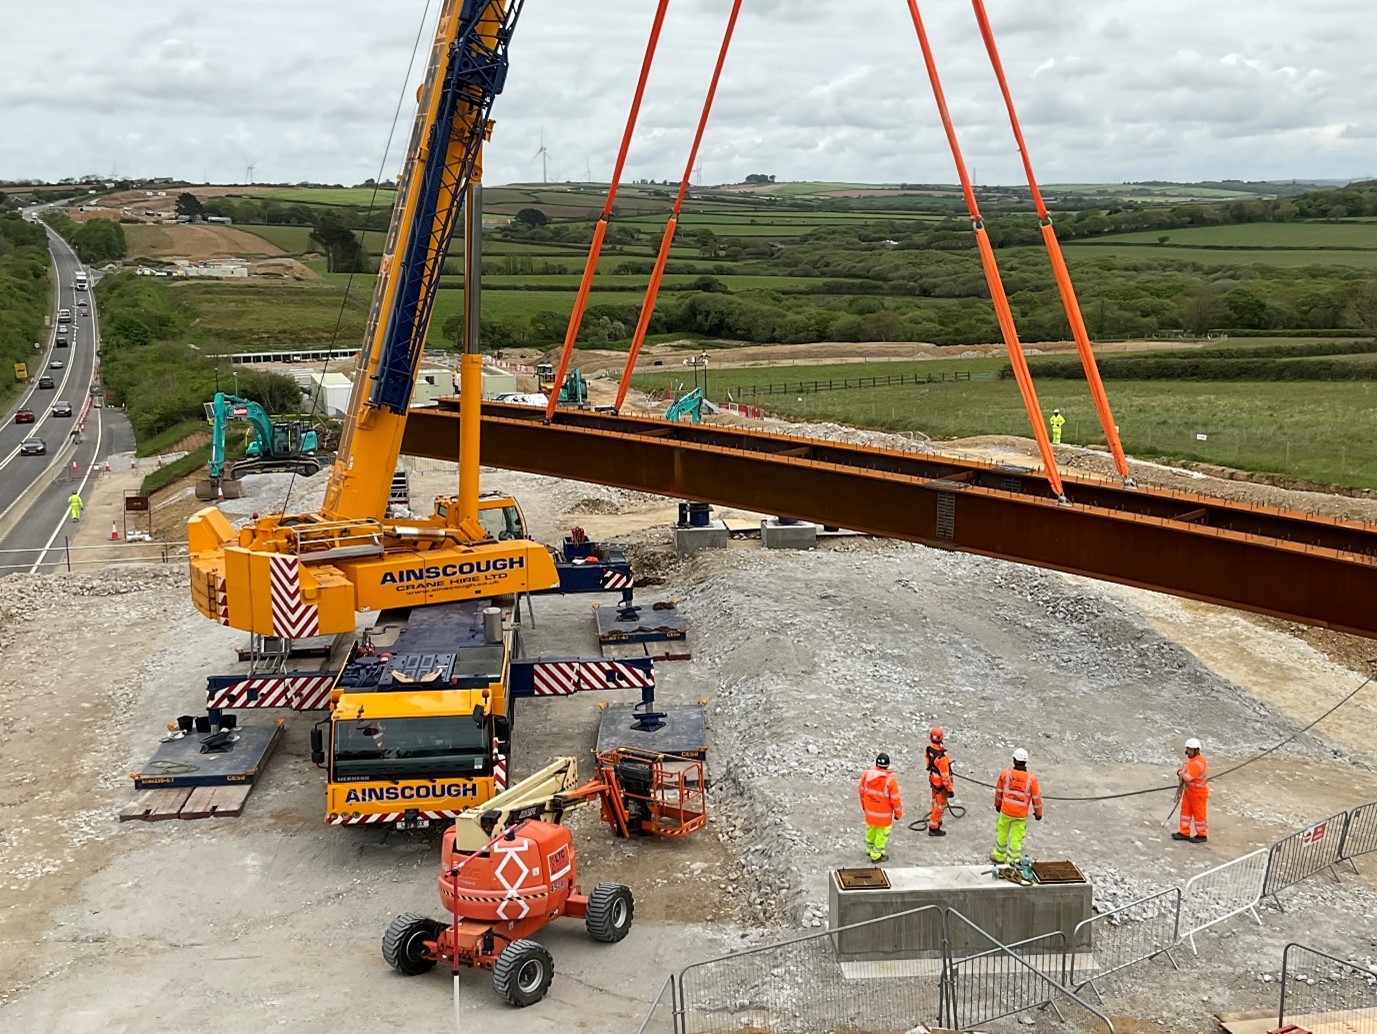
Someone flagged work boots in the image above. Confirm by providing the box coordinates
[1171,832,1192,841]
[928,826,946,837]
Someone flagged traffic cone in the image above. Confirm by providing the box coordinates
[130,456,137,470]
[103,460,111,473]
[110,521,120,541]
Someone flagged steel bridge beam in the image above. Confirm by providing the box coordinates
[402,405,1377,638]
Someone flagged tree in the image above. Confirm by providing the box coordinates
[175,192,204,220]
[309,212,368,273]
[514,207,548,227]
[1344,279,1377,335]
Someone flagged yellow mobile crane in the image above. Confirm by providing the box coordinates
[187,0,555,638]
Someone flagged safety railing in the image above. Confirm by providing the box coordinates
[1069,886,1182,999]
[1264,809,1349,904]
[1278,943,1377,1032]
[1180,848,1266,954]
[946,924,1074,1030]
[676,904,948,1034]
[0,541,188,576]
[635,974,678,1034]
[1339,801,1377,868]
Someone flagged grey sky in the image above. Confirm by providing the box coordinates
[3,0,1374,187]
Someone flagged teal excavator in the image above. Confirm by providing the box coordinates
[194,391,325,499]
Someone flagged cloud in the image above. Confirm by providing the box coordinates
[1,0,1374,185]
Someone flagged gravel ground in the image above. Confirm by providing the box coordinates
[3,434,1377,1033]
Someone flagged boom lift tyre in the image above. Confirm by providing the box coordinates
[490,939,555,1007]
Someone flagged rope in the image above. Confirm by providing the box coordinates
[952,669,1375,803]
[901,0,1065,500]
[543,0,672,422]
[613,0,744,414]
[278,0,434,517]
[968,0,1132,483]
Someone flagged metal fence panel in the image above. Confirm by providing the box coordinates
[1181,849,1267,954]
[1264,810,1349,900]
[1341,802,1377,864]
[635,975,678,1034]
[942,910,1116,1034]
[1069,887,1182,996]
[948,929,1069,1030]
[677,905,947,1034]
[1279,943,1377,1032]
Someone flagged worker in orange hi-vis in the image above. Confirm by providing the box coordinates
[1173,738,1209,843]
[991,748,1043,865]
[859,753,903,863]
[925,727,955,837]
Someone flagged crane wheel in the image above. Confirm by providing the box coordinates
[584,883,635,943]
[491,939,554,1007]
[382,912,442,975]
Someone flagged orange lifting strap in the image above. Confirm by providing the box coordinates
[969,0,1133,486]
[613,0,745,414]
[543,0,672,422]
[903,0,1065,500]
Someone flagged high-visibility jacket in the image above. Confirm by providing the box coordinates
[926,745,953,793]
[1178,754,1208,793]
[859,766,903,826]
[1049,414,1066,431]
[995,767,1043,819]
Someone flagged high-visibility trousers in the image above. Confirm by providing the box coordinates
[1180,789,1208,837]
[865,824,892,861]
[930,787,950,830]
[992,812,1028,864]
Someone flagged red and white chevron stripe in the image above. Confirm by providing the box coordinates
[206,675,335,710]
[493,738,507,792]
[328,810,455,826]
[268,554,320,639]
[530,660,655,696]
[600,569,633,590]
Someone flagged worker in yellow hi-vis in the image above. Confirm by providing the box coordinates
[1049,409,1066,445]
[68,491,84,522]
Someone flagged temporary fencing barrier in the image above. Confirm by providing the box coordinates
[945,924,1074,1030]
[1278,943,1377,1031]
[1180,848,1266,954]
[1339,801,1377,869]
[635,975,677,1034]
[1264,810,1349,903]
[1069,887,1182,998]
[676,904,949,1034]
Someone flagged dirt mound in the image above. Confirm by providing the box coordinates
[250,258,318,280]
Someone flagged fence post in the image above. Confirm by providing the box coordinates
[64,535,71,573]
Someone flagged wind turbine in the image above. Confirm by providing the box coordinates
[693,160,704,188]
[533,130,551,185]
[585,158,592,184]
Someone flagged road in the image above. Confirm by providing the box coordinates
[0,213,135,575]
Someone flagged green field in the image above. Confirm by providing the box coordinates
[636,355,1377,489]
[173,280,368,348]
[252,187,401,207]
[1063,244,1377,270]
[1091,222,1377,249]
[237,224,316,252]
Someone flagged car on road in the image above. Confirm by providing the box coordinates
[37,376,54,389]
[52,401,72,417]
[56,335,69,348]
[57,309,71,323]
[15,408,36,423]
[49,359,64,369]
[19,438,46,456]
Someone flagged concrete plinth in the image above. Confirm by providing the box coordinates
[828,864,1092,961]
[760,518,818,549]
[673,521,728,555]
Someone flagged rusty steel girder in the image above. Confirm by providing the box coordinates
[402,404,1377,638]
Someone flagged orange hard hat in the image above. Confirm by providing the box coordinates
[929,727,944,743]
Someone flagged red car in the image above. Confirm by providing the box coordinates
[14,408,35,424]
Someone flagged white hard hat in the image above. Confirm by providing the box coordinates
[1012,747,1029,763]
[1185,738,1202,751]
[1053,409,1060,415]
